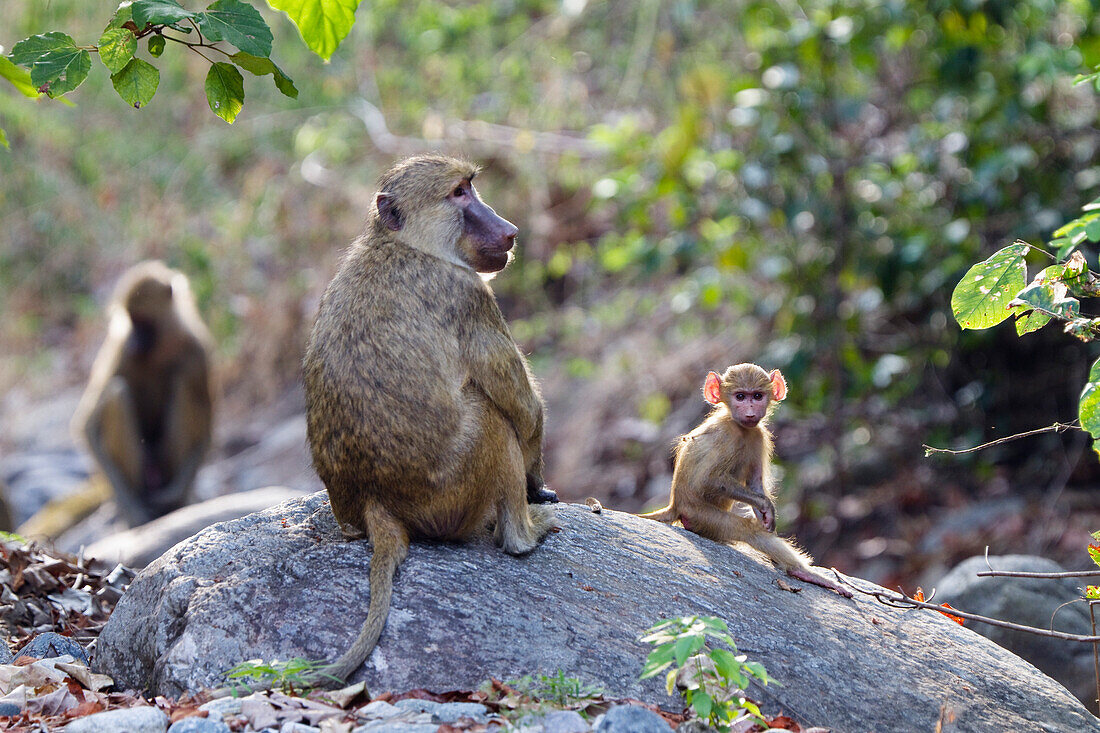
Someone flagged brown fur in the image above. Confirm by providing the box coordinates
[72,261,214,528]
[641,364,851,597]
[303,155,555,682]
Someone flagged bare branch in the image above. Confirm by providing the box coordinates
[976,569,1100,579]
[923,421,1079,457]
[835,574,1100,643]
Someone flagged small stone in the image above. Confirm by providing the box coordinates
[167,716,231,733]
[15,632,89,665]
[198,696,243,719]
[541,709,591,733]
[0,644,12,665]
[62,705,169,732]
[593,704,668,733]
[0,702,20,717]
[358,700,401,720]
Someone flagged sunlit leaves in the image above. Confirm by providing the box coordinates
[1089,536,1100,572]
[148,36,167,57]
[639,615,772,728]
[97,28,137,74]
[198,0,273,57]
[266,0,361,60]
[1008,265,1080,321]
[0,56,37,98]
[1079,358,1100,459]
[111,58,160,108]
[205,62,245,123]
[951,243,1028,330]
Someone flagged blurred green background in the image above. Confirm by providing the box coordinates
[5,0,1100,586]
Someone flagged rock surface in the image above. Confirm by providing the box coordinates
[936,554,1097,713]
[95,493,1099,732]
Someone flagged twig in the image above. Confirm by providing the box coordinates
[348,98,606,158]
[836,574,1100,642]
[976,569,1100,578]
[978,545,1100,578]
[923,421,1079,456]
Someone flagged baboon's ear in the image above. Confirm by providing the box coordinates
[376,193,403,231]
[703,371,723,405]
[769,369,787,401]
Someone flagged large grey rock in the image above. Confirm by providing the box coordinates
[82,486,307,568]
[936,554,1097,713]
[94,493,1099,733]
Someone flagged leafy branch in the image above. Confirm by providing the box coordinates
[950,196,1100,459]
[1,0,362,133]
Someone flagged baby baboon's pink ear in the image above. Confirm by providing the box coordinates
[703,371,723,405]
[769,369,787,401]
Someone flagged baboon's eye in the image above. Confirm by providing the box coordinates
[452,185,466,198]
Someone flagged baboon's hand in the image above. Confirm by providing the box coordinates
[526,473,559,504]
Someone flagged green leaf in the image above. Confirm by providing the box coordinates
[1014,308,1051,336]
[1051,236,1079,261]
[149,35,167,57]
[665,667,677,695]
[0,127,7,149]
[951,243,1028,330]
[1086,217,1100,243]
[199,0,274,57]
[692,690,714,720]
[10,32,77,67]
[31,47,92,97]
[266,0,362,60]
[709,648,748,689]
[205,61,245,123]
[132,0,199,26]
[639,645,675,679]
[230,51,298,97]
[0,56,38,97]
[111,58,160,108]
[1079,357,1100,457]
[1009,265,1080,321]
[741,660,775,685]
[106,4,135,29]
[672,634,703,667]
[98,27,137,74]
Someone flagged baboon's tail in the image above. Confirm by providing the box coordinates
[638,505,677,523]
[325,510,409,682]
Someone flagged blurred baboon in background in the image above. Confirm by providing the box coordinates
[73,261,214,527]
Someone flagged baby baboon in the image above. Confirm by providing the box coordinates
[73,261,214,527]
[303,155,556,681]
[642,364,851,597]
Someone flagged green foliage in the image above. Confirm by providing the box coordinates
[222,657,339,695]
[205,61,245,123]
[111,59,160,109]
[952,194,1100,455]
[267,0,361,61]
[951,244,1028,331]
[4,0,298,123]
[509,670,604,709]
[640,616,774,730]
